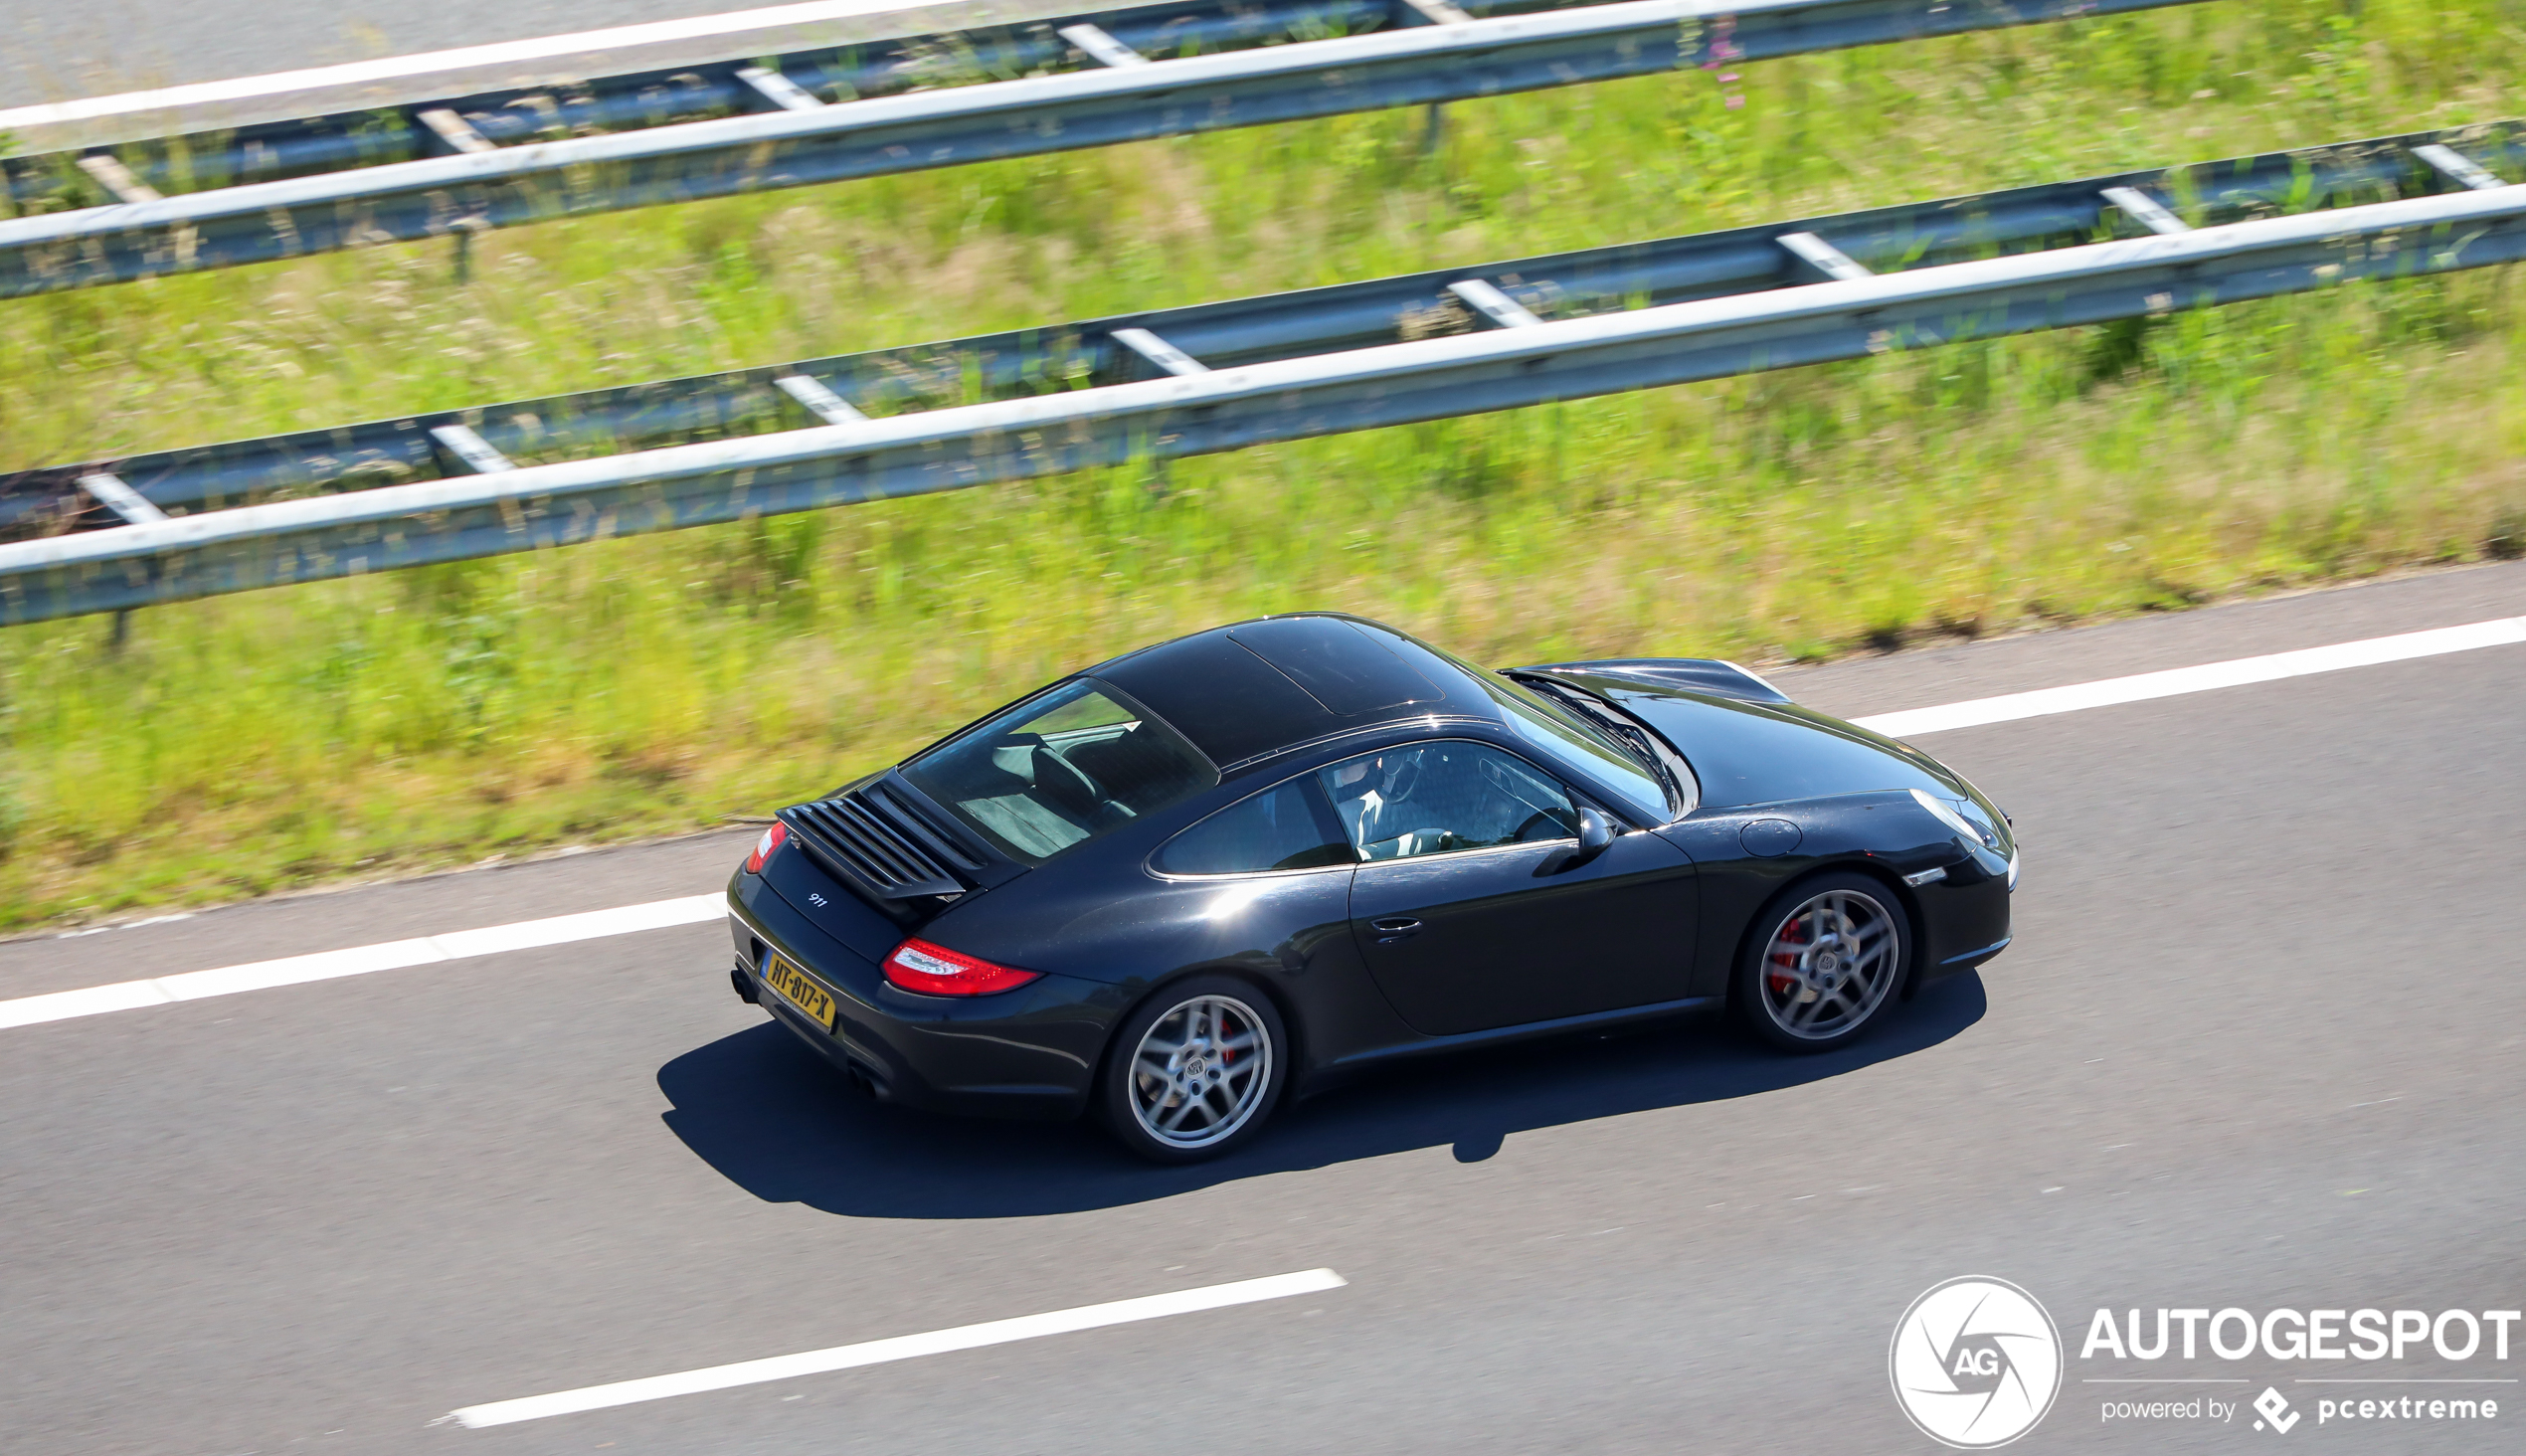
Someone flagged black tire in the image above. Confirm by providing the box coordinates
[1732,870,1912,1053]
[1097,975,1288,1164]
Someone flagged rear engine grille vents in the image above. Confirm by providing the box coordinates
[779,784,983,901]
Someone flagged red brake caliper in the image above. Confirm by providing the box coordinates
[1767,916,1808,997]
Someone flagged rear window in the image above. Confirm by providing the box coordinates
[1156,778,1354,875]
[901,679,1217,864]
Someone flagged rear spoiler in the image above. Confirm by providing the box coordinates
[1512,657,1793,705]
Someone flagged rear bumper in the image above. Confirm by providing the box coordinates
[724,873,1122,1122]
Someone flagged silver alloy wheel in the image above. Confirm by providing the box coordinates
[1127,994,1274,1150]
[1757,887,1901,1040]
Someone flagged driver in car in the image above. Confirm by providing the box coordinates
[1327,750,1433,856]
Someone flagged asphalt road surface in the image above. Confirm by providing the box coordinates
[4,562,2523,1454]
[0,0,760,108]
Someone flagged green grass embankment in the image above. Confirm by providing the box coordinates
[3,0,2524,926]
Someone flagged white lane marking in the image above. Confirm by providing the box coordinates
[0,894,723,1030]
[57,911,195,939]
[3,612,2520,1033]
[0,0,964,132]
[1849,615,2526,739]
[446,1269,1348,1427]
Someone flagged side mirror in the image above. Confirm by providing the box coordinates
[1573,806,1615,860]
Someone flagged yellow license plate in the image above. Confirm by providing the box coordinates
[761,955,838,1031]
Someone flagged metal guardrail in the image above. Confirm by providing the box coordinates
[6,120,2517,541]
[2,130,2519,626]
[0,0,2219,297]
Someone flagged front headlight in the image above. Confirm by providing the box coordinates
[1910,788,2004,852]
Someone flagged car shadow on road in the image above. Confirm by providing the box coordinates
[657,972,1985,1219]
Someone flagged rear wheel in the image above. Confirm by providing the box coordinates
[1734,872,1910,1052]
[1099,977,1286,1164]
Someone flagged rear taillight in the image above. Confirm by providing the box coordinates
[744,821,788,874]
[882,938,1041,997]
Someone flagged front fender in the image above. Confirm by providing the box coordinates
[1656,791,1982,1000]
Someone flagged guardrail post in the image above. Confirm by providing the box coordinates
[1775,232,1872,282]
[1110,328,1210,378]
[451,217,485,285]
[76,155,161,204]
[70,469,164,654]
[1056,25,1151,69]
[1398,0,1470,156]
[2413,144,2506,191]
[735,67,829,111]
[774,375,868,424]
[1110,329,1209,498]
[2100,186,2191,236]
[429,424,515,473]
[1446,279,1544,328]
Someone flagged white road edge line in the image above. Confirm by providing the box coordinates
[4,612,2521,1034]
[1847,615,2526,738]
[0,894,724,1030]
[0,0,967,132]
[444,1268,1348,1428]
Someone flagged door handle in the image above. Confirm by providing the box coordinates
[1370,916,1422,942]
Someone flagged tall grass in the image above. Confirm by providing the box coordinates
[3,0,2524,925]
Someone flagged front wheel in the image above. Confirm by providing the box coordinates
[1098,977,1288,1164]
[1733,872,1911,1052]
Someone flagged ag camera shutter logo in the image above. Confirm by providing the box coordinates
[1891,1276,2065,1448]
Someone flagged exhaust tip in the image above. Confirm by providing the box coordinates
[845,1061,894,1104]
[729,965,758,1004]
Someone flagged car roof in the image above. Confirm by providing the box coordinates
[1093,614,1496,768]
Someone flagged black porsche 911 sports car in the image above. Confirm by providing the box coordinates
[723,614,2017,1162]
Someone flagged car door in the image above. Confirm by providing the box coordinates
[1329,741,1698,1036]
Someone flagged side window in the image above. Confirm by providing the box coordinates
[1318,742,1577,862]
[1156,778,1354,875]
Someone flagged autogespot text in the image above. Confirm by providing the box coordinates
[2079,1307,2521,1363]
[2078,1305,2515,1434]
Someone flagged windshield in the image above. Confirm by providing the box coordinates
[1489,683,1676,823]
[900,678,1218,864]
[1516,675,1699,816]
[1381,637,1675,821]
